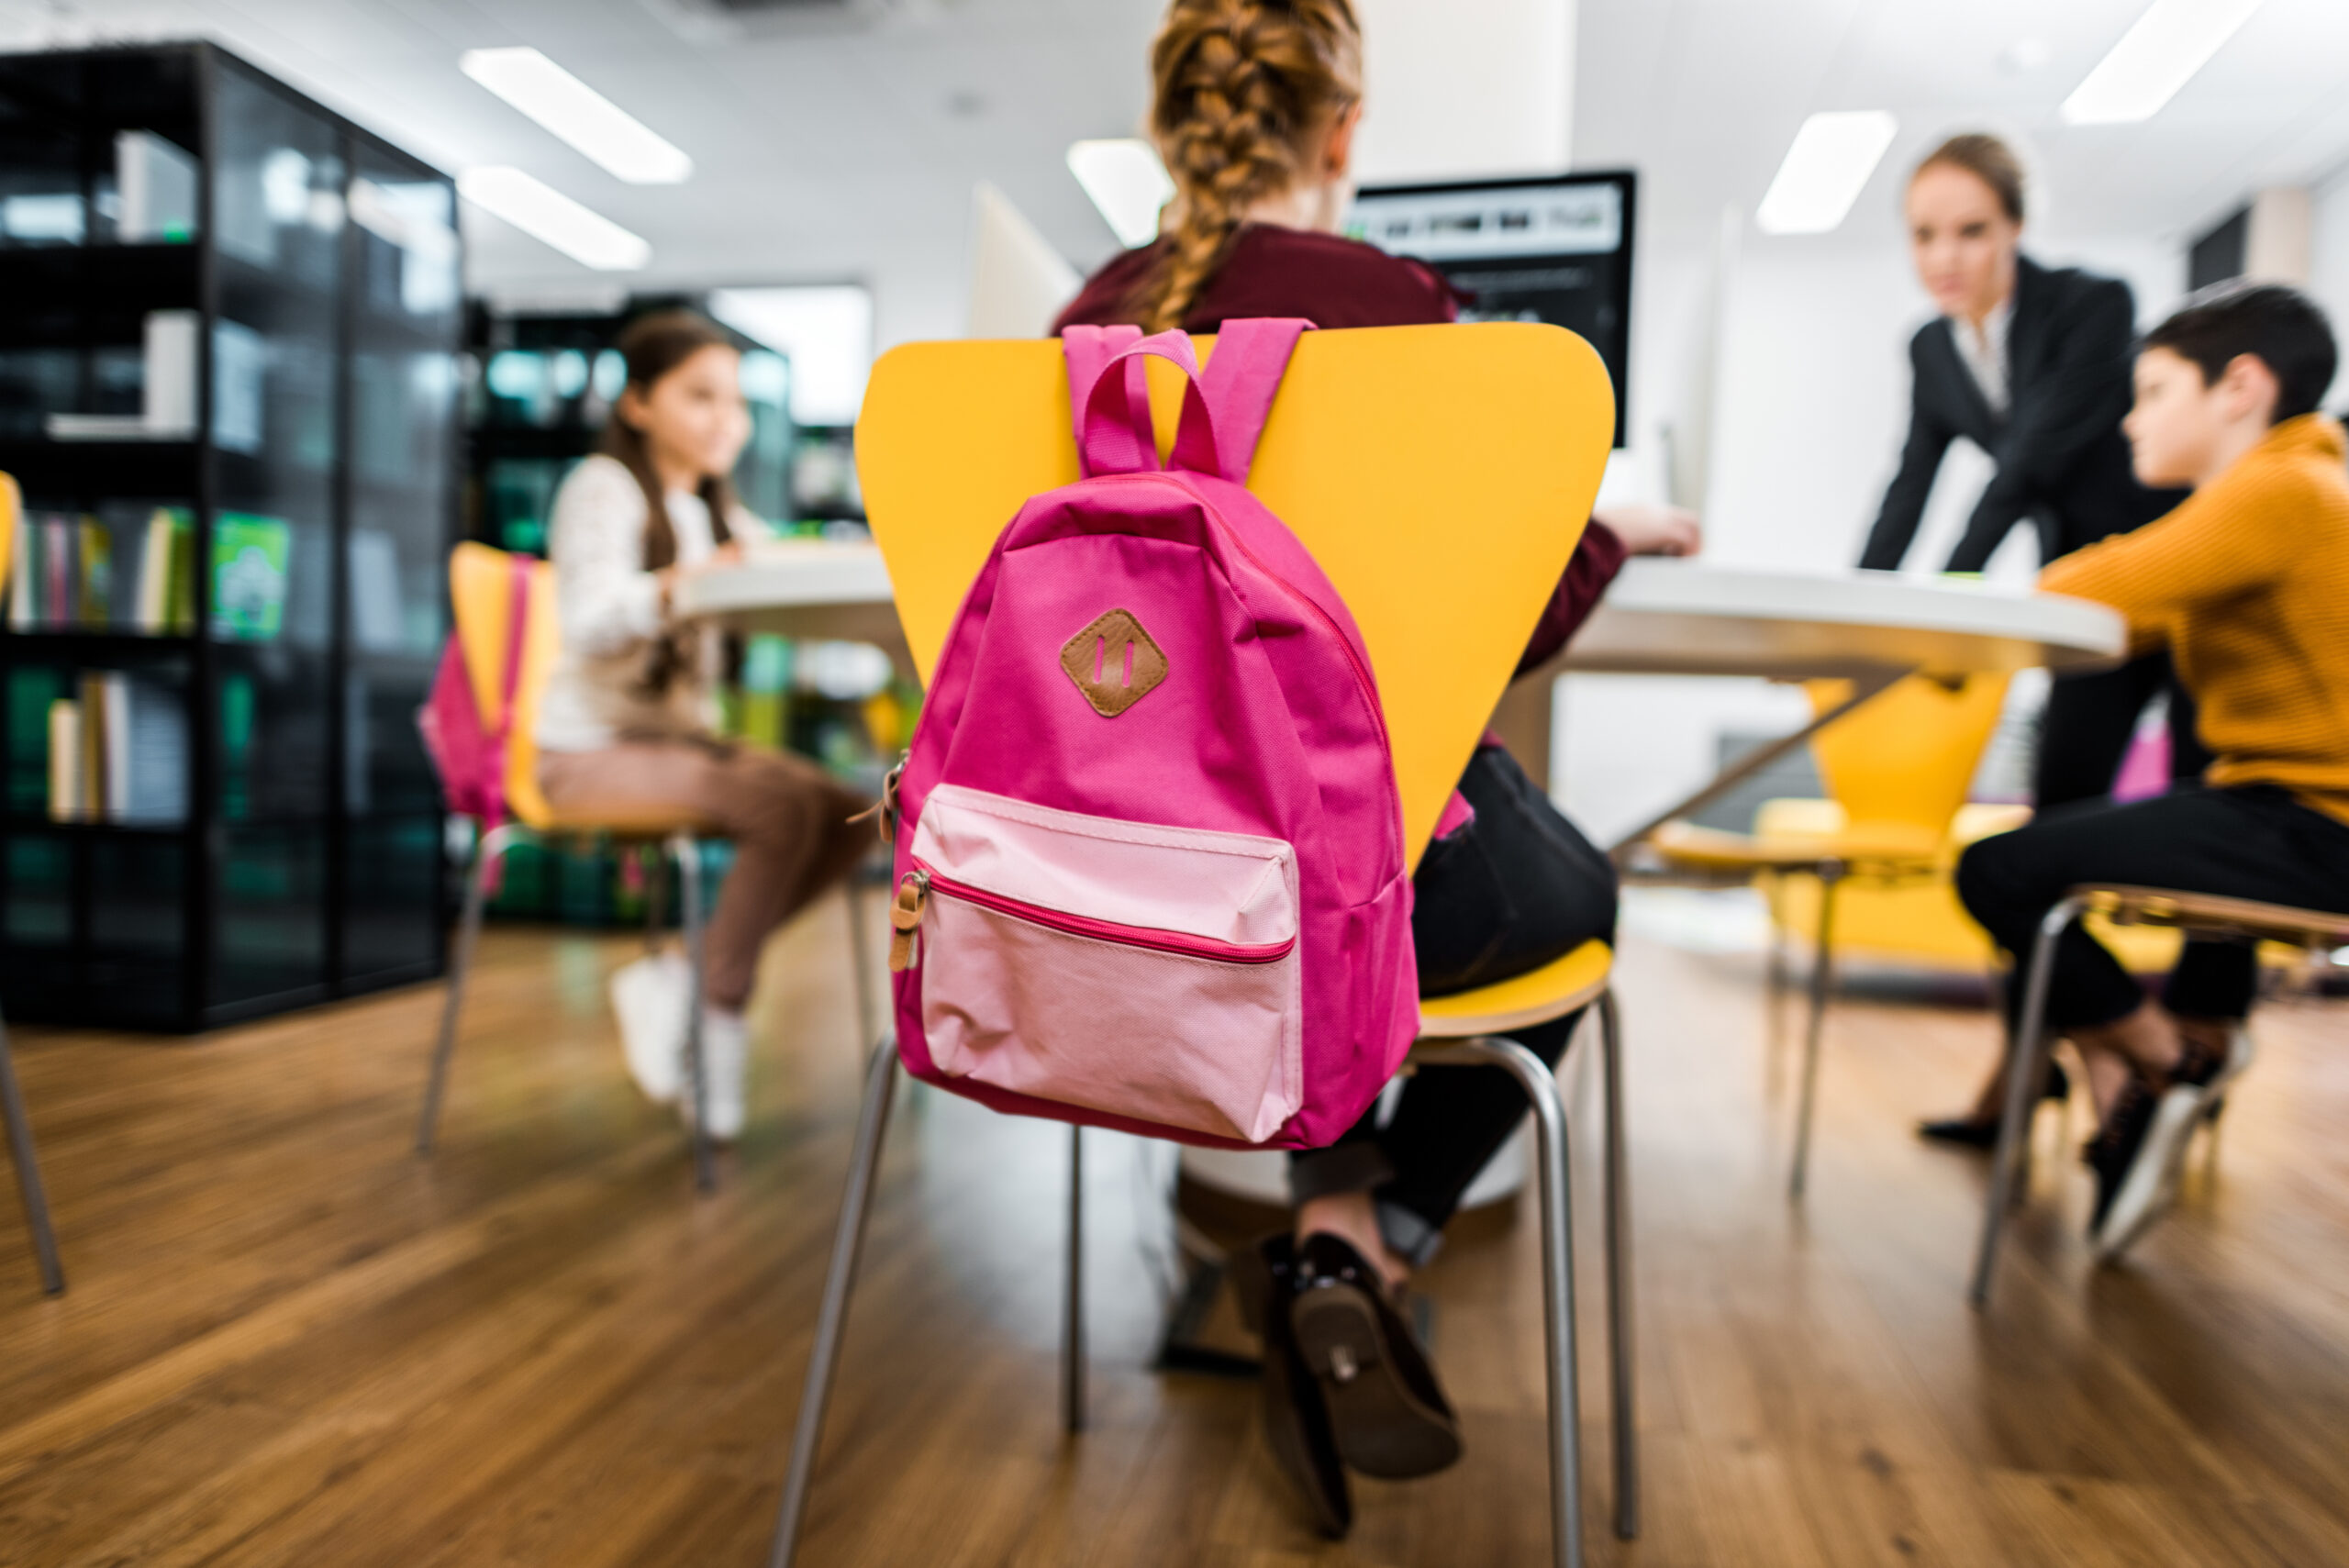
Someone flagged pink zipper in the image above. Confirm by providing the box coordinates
[911,864,1295,966]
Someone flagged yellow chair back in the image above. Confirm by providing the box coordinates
[447,539,562,830]
[0,473,18,602]
[854,323,1615,867]
[1805,673,2011,856]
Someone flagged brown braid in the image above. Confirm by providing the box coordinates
[1136,0,1362,333]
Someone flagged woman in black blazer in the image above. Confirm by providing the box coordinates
[1859,135,2207,1139]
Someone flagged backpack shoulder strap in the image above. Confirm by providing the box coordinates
[1062,325,1150,478]
[1199,318,1312,485]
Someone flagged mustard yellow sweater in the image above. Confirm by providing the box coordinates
[2042,414,2349,824]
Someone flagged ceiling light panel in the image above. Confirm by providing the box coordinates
[1755,111,1898,237]
[460,47,694,184]
[2060,0,2266,126]
[457,167,651,271]
[1067,139,1174,249]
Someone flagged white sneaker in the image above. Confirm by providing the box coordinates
[680,1006,750,1142]
[2095,1026,2255,1262]
[608,952,690,1106]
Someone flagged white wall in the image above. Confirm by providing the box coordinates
[1352,0,1575,183]
[1554,226,2187,843]
[2310,161,2349,387]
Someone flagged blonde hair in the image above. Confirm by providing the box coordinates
[1138,0,1363,333]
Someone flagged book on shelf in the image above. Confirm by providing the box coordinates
[211,511,290,639]
[47,697,77,821]
[40,310,202,441]
[5,507,195,633]
[116,129,198,244]
[143,309,199,436]
[39,675,187,825]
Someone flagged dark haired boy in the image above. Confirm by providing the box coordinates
[1956,283,2349,1259]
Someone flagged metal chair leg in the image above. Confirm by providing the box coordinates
[843,870,877,1058]
[1597,990,1637,1540]
[1063,1123,1085,1435]
[674,834,715,1195]
[1415,1036,1586,1568]
[642,841,667,954]
[0,1013,63,1296]
[768,1038,902,1568]
[417,822,519,1153]
[1787,863,1843,1199]
[1970,895,2086,1307]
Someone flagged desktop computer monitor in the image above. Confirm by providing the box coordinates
[1346,171,1635,447]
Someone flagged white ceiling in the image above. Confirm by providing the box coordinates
[1580,0,2349,253]
[8,0,2349,306]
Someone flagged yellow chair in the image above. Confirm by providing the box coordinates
[415,541,733,1188]
[1642,673,2009,1195]
[767,325,1631,1568]
[0,472,65,1296]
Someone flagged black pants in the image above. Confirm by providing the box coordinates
[1955,785,2349,1031]
[1289,744,1618,1263]
[2034,651,2211,808]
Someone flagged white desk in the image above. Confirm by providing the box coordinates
[674,542,909,669]
[1564,561,2123,681]
[1502,560,2127,857]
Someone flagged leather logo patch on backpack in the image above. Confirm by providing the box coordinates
[1061,608,1168,717]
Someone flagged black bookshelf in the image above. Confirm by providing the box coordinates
[0,42,459,1029]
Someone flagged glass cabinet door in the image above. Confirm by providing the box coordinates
[341,142,458,984]
[208,61,342,1007]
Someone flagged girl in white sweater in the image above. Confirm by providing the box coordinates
[536,311,868,1139]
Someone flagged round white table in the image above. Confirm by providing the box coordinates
[1493,560,2129,855]
[675,541,908,668]
[1564,560,2123,681]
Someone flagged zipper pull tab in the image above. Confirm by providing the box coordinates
[887,871,930,973]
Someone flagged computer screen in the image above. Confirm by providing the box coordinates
[1346,171,1635,447]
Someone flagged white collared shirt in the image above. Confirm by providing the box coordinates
[1952,295,2014,417]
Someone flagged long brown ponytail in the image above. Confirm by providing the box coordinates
[597,308,740,696]
[1138,0,1362,333]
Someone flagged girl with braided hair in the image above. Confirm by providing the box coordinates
[1057,0,1699,1537]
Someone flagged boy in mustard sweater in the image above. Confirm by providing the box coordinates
[1957,282,2348,1260]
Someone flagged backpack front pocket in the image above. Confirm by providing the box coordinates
[907,784,1302,1143]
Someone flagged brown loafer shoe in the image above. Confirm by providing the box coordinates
[1230,1235,1352,1538]
[1290,1232,1463,1479]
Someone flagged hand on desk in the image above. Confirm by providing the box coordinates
[1594,502,1702,558]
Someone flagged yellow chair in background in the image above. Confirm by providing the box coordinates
[767,324,1632,1568]
[0,471,66,1296]
[415,541,735,1188]
[1643,673,2010,1195]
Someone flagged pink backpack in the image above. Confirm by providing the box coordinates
[884,319,1418,1150]
[417,550,532,833]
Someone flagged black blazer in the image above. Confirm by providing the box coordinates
[1858,256,2183,573]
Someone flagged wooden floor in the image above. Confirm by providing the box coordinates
[3,893,2346,1567]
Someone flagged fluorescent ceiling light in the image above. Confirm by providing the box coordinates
[2060,0,2265,125]
[460,47,693,183]
[458,166,650,271]
[1067,139,1174,248]
[1755,111,1898,237]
